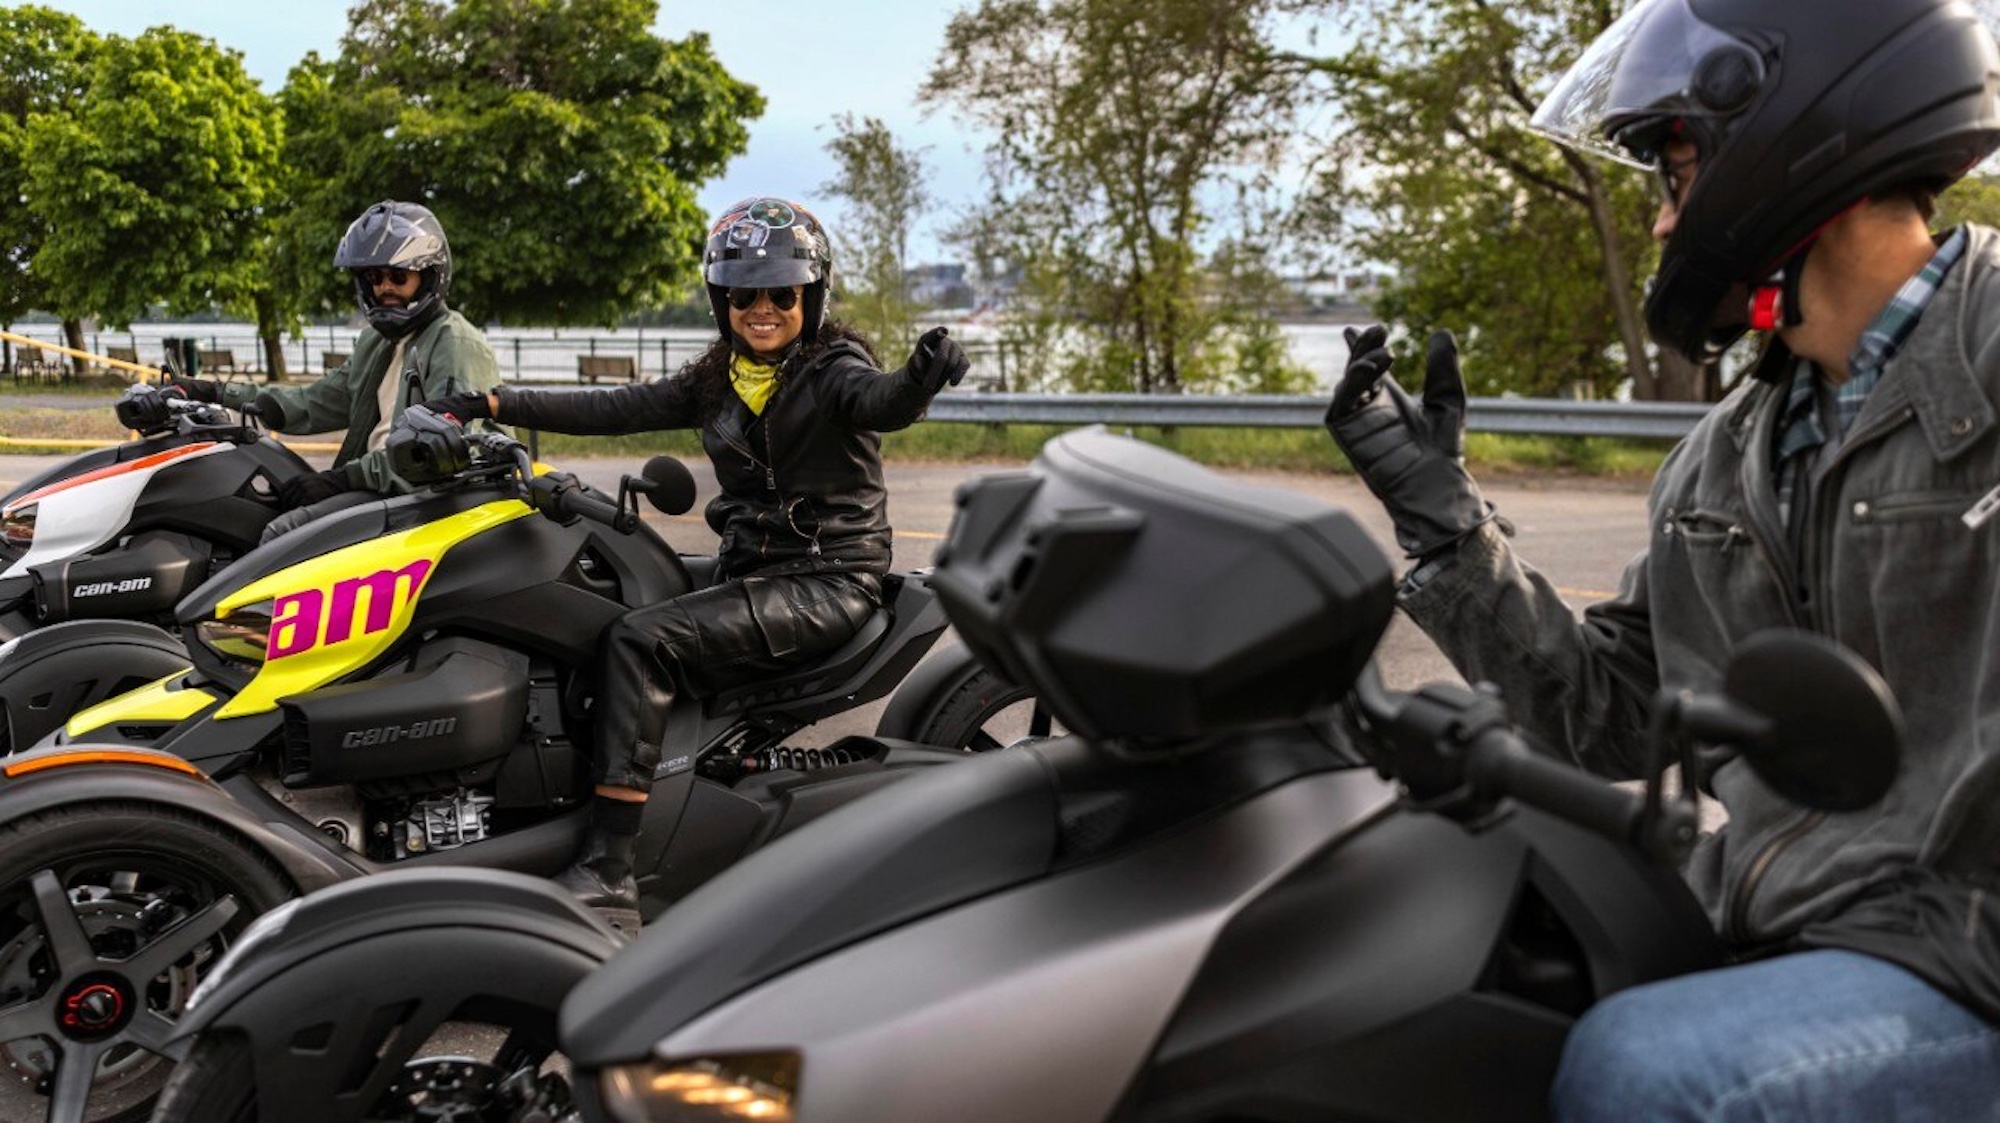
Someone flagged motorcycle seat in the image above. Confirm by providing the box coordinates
[702,605,892,716]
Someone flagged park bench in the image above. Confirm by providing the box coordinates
[11,344,53,381]
[105,346,141,369]
[322,351,349,373]
[578,354,640,384]
[198,349,240,374]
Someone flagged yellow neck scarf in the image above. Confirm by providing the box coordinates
[729,354,780,415]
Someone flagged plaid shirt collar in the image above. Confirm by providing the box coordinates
[1776,227,1969,463]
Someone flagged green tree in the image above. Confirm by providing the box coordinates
[21,26,282,369]
[0,6,98,359]
[924,0,1323,394]
[820,113,932,354]
[1310,0,1708,400]
[1941,174,2000,230]
[275,0,762,327]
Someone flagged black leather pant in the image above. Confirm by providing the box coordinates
[593,571,881,792]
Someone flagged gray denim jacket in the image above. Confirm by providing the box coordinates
[1402,224,2000,949]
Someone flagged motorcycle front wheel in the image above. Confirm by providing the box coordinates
[0,800,293,1123]
[876,647,1063,751]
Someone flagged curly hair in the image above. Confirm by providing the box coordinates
[673,320,883,424]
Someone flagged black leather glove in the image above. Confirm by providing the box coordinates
[1324,324,1493,559]
[277,468,351,512]
[416,391,493,427]
[114,384,185,431]
[167,376,223,404]
[905,326,969,393]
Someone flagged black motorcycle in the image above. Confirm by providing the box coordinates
[0,385,313,750]
[0,414,1037,1123]
[147,427,1903,1123]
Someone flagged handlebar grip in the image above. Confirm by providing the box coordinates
[1463,728,1643,847]
[531,473,636,532]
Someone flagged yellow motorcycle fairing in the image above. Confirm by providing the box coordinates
[210,499,535,719]
[65,671,218,738]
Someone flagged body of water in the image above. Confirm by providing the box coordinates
[5,319,1367,392]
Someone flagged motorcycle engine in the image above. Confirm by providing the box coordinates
[393,789,496,858]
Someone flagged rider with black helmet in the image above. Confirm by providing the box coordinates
[168,200,501,515]
[413,196,970,925]
[1327,0,2000,1115]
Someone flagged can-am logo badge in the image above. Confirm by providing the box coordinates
[72,577,153,597]
[267,560,433,660]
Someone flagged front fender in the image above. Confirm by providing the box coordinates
[0,619,192,751]
[171,867,621,1048]
[0,743,362,892]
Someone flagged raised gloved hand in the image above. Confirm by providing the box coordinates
[905,326,969,393]
[166,376,223,404]
[1324,324,1493,559]
[416,391,494,427]
[277,467,351,512]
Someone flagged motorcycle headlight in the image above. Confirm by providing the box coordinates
[599,1053,799,1123]
[2,503,34,549]
[196,600,274,667]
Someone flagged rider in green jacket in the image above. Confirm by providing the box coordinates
[171,200,501,511]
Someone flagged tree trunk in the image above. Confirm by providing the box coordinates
[62,318,86,377]
[1653,348,1725,402]
[1570,158,1660,399]
[255,292,287,381]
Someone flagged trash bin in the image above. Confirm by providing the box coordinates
[161,337,200,378]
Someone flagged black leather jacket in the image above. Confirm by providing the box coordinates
[494,332,936,580]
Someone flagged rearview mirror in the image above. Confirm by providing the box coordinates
[629,456,697,516]
[1683,630,1902,812]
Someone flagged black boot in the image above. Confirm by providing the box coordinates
[556,797,644,932]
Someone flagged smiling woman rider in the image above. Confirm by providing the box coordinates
[413,196,970,924]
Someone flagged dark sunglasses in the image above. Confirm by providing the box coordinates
[727,286,801,311]
[359,266,415,287]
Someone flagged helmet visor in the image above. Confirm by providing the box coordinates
[1529,0,1757,169]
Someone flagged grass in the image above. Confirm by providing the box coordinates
[0,387,1672,483]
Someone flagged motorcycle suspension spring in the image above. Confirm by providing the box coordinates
[746,746,861,774]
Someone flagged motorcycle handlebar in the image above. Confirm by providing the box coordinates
[1349,668,1651,853]
[526,470,637,533]
[1458,726,1644,848]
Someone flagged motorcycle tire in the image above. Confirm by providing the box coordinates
[0,800,293,1123]
[149,1033,254,1123]
[0,623,191,755]
[876,649,1061,751]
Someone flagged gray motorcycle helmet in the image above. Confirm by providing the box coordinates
[334,200,454,339]
[702,197,835,354]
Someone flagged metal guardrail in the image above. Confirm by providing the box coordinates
[924,393,1709,441]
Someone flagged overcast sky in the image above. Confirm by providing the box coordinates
[40,1,989,261]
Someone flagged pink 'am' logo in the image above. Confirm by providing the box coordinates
[266,560,434,660]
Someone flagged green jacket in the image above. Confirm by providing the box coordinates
[219,308,500,493]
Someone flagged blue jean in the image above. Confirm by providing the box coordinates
[1552,949,2000,1122]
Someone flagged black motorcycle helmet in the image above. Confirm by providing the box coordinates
[334,200,454,340]
[702,197,834,356]
[1531,0,2000,361]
